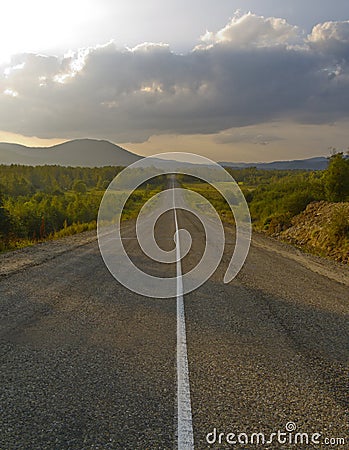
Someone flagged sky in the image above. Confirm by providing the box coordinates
[0,0,349,161]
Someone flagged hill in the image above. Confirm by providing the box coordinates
[220,157,328,171]
[0,139,141,167]
[278,201,349,263]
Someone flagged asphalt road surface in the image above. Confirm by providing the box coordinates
[0,186,348,449]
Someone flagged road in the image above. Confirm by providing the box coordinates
[0,184,348,449]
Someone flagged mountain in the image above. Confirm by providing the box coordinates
[220,156,329,171]
[0,139,334,170]
[0,139,141,167]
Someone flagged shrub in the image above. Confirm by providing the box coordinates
[323,153,349,202]
[264,213,292,234]
[327,206,349,244]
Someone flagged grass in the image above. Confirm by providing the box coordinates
[182,182,240,225]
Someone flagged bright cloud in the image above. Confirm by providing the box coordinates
[199,11,300,48]
[309,20,349,44]
[308,20,349,58]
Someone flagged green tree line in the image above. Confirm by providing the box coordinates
[246,152,349,232]
[0,165,164,251]
[0,154,348,252]
[183,152,349,233]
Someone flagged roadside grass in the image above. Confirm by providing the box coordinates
[182,182,236,225]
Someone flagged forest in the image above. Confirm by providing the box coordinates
[0,165,164,251]
[0,153,348,254]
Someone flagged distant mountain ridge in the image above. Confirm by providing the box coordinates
[0,139,141,167]
[0,139,333,170]
[220,157,329,171]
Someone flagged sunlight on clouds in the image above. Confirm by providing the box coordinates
[53,48,89,84]
[3,88,18,97]
[198,11,300,49]
[308,20,349,43]
[53,73,73,84]
[38,76,47,87]
[0,130,65,147]
[140,82,164,93]
[131,42,171,53]
[3,63,25,77]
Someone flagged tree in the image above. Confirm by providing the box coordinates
[72,180,87,193]
[324,153,349,202]
[0,195,12,242]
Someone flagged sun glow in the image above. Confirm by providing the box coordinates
[0,0,100,62]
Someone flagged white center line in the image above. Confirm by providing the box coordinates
[172,180,195,450]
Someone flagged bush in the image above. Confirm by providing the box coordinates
[327,207,349,243]
[283,191,314,216]
[323,153,349,202]
[72,180,87,193]
[264,213,292,234]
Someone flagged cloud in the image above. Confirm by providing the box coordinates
[131,42,172,53]
[308,20,349,58]
[0,13,349,143]
[198,11,301,49]
[308,20,349,45]
[214,129,284,146]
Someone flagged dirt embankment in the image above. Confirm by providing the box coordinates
[274,201,349,263]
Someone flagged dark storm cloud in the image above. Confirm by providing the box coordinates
[1,13,349,142]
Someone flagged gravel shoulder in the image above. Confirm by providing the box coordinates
[0,231,97,278]
[250,230,349,287]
